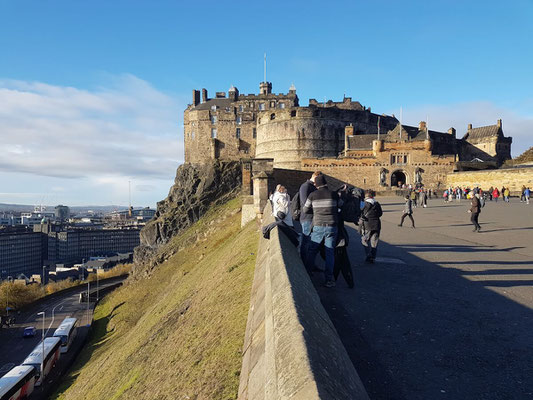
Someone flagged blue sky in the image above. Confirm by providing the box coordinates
[1,1,532,206]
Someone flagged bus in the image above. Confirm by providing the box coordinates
[53,317,78,354]
[21,337,61,386]
[0,365,36,400]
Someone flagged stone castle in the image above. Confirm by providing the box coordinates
[184,81,512,189]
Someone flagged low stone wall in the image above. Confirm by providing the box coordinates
[238,209,368,399]
[446,167,533,194]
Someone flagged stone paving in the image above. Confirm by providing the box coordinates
[315,196,533,400]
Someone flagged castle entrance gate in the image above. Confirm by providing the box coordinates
[391,170,407,187]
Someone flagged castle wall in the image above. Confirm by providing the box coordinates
[301,141,456,190]
[446,167,533,194]
[255,107,398,169]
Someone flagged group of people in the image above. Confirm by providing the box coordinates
[268,171,383,288]
[443,185,531,204]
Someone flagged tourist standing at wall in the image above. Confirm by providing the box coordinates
[302,174,339,287]
[360,189,383,264]
[469,192,482,232]
[298,171,321,262]
[398,195,415,228]
[272,186,293,226]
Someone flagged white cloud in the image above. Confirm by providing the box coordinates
[0,75,185,206]
[392,101,533,157]
[0,74,184,180]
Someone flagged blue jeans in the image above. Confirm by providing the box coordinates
[305,225,337,282]
[300,219,312,261]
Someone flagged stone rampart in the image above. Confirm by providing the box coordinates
[238,206,368,400]
[446,167,533,194]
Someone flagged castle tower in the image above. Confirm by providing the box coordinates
[259,81,272,95]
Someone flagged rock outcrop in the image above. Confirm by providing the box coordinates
[133,161,242,274]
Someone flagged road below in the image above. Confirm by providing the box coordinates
[0,277,125,399]
[314,196,533,400]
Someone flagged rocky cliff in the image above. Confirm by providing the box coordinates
[133,160,242,274]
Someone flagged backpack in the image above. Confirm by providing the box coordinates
[290,191,301,221]
[341,190,361,223]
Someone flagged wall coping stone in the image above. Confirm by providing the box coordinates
[238,206,369,399]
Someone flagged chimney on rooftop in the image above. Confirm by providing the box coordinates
[468,123,472,131]
[448,127,456,136]
[192,90,200,107]
[497,119,502,128]
[202,88,208,103]
[419,121,427,131]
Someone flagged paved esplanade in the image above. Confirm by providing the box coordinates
[315,196,533,400]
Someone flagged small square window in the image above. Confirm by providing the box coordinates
[236,128,241,139]
[191,131,195,139]
[259,103,265,111]
[270,101,276,108]
[211,128,217,139]
[279,103,285,109]
[239,105,243,112]
[211,105,217,111]
[236,116,242,125]
[211,115,217,124]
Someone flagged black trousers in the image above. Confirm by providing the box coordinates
[471,212,481,230]
[400,212,415,227]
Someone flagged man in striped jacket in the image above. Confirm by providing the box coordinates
[302,174,339,287]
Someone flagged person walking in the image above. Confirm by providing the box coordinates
[410,189,417,208]
[302,174,339,287]
[360,189,383,264]
[504,187,510,203]
[422,189,428,208]
[525,187,530,204]
[298,171,320,262]
[469,192,482,232]
[492,187,500,202]
[398,195,415,228]
[520,185,526,202]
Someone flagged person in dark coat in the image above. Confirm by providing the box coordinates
[298,171,321,261]
[398,195,415,228]
[469,193,482,232]
[360,189,383,263]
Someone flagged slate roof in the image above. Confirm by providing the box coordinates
[194,98,234,111]
[347,134,378,149]
[463,124,501,140]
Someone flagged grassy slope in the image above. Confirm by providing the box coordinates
[53,198,257,400]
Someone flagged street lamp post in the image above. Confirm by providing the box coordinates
[6,276,13,317]
[86,281,90,326]
[37,311,45,381]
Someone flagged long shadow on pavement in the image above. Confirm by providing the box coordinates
[314,227,533,400]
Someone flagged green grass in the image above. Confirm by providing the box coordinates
[52,198,257,400]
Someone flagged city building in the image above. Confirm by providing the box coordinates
[0,230,44,278]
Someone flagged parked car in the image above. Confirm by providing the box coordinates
[22,326,37,338]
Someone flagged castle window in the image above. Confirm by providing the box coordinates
[239,105,243,112]
[270,101,276,108]
[291,110,296,117]
[270,113,276,120]
[211,128,217,139]
[253,128,257,139]
[236,128,241,139]
[211,115,217,124]
[191,131,195,140]
[279,103,286,109]
[211,105,217,111]
[236,116,242,125]
[259,103,265,111]
[249,102,254,108]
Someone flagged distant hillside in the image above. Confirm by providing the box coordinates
[53,198,257,399]
[505,146,533,166]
